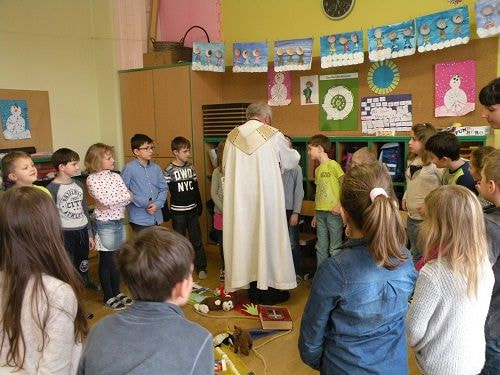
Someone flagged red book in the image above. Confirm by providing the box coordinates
[258,305,293,330]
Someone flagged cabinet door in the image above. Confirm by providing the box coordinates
[119,70,156,157]
[153,66,192,157]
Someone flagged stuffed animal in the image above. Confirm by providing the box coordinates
[194,295,237,314]
[232,326,253,356]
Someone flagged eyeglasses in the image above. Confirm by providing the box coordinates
[138,146,155,151]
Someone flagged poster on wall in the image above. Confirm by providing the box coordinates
[360,94,413,134]
[435,60,476,117]
[191,42,225,72]
[319,73,358,131]
[476,0,500,38]
[1,99,31,140]
[320,31,364,68]
[268,70,292,106]
[300,75,319,105]
[274,38,313,72]
[416,6,470,53]
[367,20,416,62]
[367,60,400,95]
[232,42,268,72]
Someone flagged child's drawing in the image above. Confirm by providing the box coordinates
[1,99,31,140]
[274,38,313,72]
[368,20,415,62]
[435,60,475,117]
[300,75,319,105]
[476,0,500,38]
[268,70,291,106]
[233,42,268,72]
[320,31,364,68]
[192,42,225,72]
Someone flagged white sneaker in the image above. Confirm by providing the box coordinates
[198,270,207,280]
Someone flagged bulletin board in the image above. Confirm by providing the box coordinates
[220,37,498,137]
[0,89,52,152]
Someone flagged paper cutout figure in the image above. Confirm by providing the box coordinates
[368,20,416,61]
[274,38,313,72]
[361,94,413,134]
[191,42,225,72]
[416,6,470,53]
[319,73,358,130]
[300,75,319,105]
[233,42,268,72]
[268,70,291,106]
[435,60,476,117]
[476,0,500,38]
[1,100,31,140]
[320,31,364,68]
[367,61,400,94]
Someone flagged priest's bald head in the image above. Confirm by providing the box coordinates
[246,102,272,125]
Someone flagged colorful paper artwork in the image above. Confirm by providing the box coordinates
[232,42,268,72]
[319,73,358,131]
[367,61,400,95]
[320,31,364,68]
[268,70,292,106]
[1,99,31,140]
[435,60,476,117]
[274,38,313,72]
[368,20,416,61]
[416,6,470,53]
[361,94,413,134]
[192,42,225,72]
[300,75,319,105]
[476,0,500,38]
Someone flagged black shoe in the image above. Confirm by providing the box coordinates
[260,288,290,305]
[85,282,101,291]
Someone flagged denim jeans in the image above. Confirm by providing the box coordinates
[481,339,500,375]
[287,210,302,276]
[407,217,423,264]
[315,210,343,267]
[172,209,207,272]
[95,219,126,251]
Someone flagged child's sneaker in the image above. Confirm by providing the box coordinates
[103,297,126,310]
[115,293,134,306]
[219,269,225,282]
[198,270,207,280]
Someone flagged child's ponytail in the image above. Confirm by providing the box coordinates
[340,163,407,269]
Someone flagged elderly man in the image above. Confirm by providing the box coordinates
[222,102,300,304]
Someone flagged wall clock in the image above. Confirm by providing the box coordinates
[322,0,355,20]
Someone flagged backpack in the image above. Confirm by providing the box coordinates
[378,142,403,181]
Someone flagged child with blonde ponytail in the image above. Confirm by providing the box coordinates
[406,185,494,375]
[299,163,417,374]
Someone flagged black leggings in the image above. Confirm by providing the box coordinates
[99,251,120,302]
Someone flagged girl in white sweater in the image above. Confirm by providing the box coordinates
[406,185,494,375]
[0,187,88,374]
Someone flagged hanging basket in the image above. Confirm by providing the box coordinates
[150,26,210,58]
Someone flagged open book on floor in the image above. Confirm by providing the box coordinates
[258,305,293,330]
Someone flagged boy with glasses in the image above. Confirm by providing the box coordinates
[121,133,168,232]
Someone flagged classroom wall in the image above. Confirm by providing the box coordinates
[0,0,123,164]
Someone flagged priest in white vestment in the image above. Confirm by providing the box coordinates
[222,102,300,300]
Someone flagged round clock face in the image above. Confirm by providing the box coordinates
[322,0,355,20]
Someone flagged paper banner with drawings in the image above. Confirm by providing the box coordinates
[274,38,313,72]
[191,42,225,72]
[320,31,364,68]
[319,73,358,131]
[300,75,319,105]
[361,94,413,134]
[435,60,475,117]
[416,6,470,53]
[268,70,292,106]
[368,20,416,62]
[1,99,31,140]
[476,0,500,38]
[233,42,268,72]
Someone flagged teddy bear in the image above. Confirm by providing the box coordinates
[194,294,237,314]
[232,326,253,356]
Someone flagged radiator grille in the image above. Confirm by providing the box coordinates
[202,103,249,137]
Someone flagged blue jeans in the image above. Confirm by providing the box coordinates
[287,210,302,276]
[407,217,423,264]
[95,219,126,251]
[481,339,500,375]
[315,210,343,267]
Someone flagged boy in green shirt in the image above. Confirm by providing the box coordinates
[308,134,345,266]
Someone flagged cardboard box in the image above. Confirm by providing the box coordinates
[143,49,192,67]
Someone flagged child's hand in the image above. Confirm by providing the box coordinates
[311,216,317,228]
[147,203,157,214]
[416,205,425,217]
[289,212,299,226]
[128,190,134,200]
[331,204,341,215]
[89,237,95,251]
[402,199,408,211]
